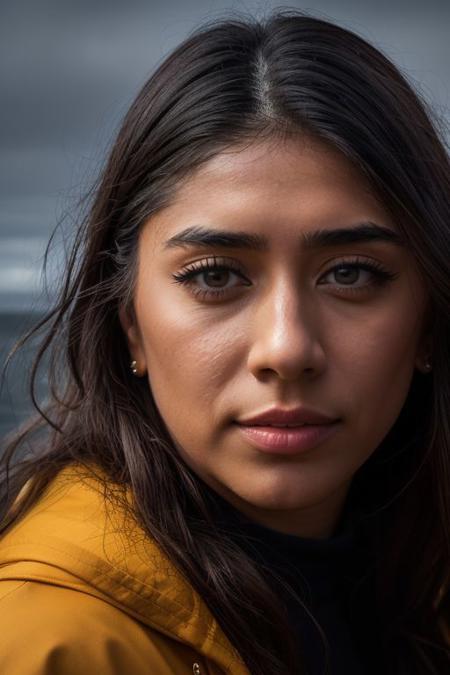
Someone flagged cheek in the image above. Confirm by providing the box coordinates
[342,315,415,372]
[135,283,241,416]
[335,299,421,438]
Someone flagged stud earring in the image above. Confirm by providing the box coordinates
[423,361,432,372]
[130,360,138,375]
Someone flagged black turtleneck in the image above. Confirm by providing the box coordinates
[202,485,383,675]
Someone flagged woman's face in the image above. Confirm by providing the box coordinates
[120,135,430,538]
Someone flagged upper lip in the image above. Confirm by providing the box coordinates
[236,406,339,426]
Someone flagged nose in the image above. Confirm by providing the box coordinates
[246,276,327,382]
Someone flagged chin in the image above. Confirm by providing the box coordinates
[233,480,315,512]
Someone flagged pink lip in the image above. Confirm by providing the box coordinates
[235,422,340,455]
[236,405,338,427]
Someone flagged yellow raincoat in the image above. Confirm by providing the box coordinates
[0,463,249,675]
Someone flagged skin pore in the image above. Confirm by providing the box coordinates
[120,134,430,539]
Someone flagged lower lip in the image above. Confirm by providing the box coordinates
[235,422,340,455]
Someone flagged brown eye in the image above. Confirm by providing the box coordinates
[171,257,251,301]
[203,269,231,287]
[318,258,398,294]
[333,266,361,285]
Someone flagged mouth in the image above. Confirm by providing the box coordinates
[235,405,339,427]
[234,420,341,455]
[238,422,322,428]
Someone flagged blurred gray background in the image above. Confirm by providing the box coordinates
[1,0,449,439]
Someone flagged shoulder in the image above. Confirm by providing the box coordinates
[0,579,194,675]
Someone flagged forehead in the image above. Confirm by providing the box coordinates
[175,135,373,196]
[148,134,391,244]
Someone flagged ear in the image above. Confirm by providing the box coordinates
[118,305,147,377]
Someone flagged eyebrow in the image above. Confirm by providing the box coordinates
[163,221,406,251]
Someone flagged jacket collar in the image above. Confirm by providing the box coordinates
[0,463,249,674]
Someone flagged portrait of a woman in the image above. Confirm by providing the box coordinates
[0,9,448,675]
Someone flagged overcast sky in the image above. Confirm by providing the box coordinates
[1,0,449,311]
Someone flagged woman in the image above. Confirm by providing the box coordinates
[0,9,448,675]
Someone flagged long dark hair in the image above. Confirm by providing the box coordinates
[1,9,449,674]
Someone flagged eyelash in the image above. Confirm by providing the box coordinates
[171,255,399,301]
[171,257,248,301]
